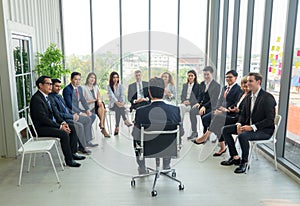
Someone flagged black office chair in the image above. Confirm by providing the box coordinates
[131,124,184,197]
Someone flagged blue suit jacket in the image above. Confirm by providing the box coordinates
[63,84,90,114]
[49,93,73,121]
[216,83,243,110]
[132,101,184,141]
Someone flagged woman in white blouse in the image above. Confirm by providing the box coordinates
[107,71,132,135]
[82,72,110,137]
[161,71,176,105]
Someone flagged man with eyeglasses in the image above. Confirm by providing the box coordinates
[193,70,243,144]
[30,76,85,167]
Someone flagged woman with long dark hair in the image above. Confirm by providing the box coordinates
[107,71,132,135]
[82,72,110,137]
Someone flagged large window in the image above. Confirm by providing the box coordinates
[250,0,265,73]
[225,0,234,71]
[12,35,33,119]
[285,1,300,168]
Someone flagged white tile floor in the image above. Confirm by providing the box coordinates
[0,115,300,206]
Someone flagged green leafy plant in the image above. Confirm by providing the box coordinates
[35,43,70,78]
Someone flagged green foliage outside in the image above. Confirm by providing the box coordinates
[36,43,70,78]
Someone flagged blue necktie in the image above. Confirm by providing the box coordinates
[46,96,56,122]
[58,95,69,114]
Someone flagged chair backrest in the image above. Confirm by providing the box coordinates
[13,118,34,149]
[27,115,38,139]
[273,114,282,141]
[140,124,180,158]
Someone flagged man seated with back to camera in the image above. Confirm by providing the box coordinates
[132,77,184,174]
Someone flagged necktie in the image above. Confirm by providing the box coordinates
[58,96,69,114]
[46,96,56,122]
[75,88,79,98]
[224,86,230,98]
[250,95,256,125]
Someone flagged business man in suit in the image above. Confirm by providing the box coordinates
[49,78,91,154]
[188,66,221,140]
[132,77,184,174]
[30,76,86,167]
[193,70,242,143]
[178,70,201,123]
[63,72,98,147]
[128,70,150,112]
[221,72,276,173]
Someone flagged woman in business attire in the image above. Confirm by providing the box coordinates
[82,72,110,137]
[161,72,176,105]
[193,77,249,156]
[107,71,132,135]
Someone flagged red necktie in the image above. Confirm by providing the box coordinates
[224,86,230,98]
[75,88,79,98]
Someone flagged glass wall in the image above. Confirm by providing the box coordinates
[62,0,92,81]
[225,0,234,72]
[250,0,265,73]
[285,1,300,168]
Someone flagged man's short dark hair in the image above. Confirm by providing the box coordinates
[71,72,81,80]
[203,66,214,74]
[36,76,51,88]
[226,70,238,77]
[248,72,263,82]
[149,77,164,99]
[51,78,61,85]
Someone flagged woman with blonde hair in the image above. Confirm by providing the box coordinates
[161,71,176,105]
[82,72,110,137]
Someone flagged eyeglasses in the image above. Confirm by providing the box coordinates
[44,82,53,86]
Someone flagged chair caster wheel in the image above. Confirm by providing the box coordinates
[131,180,135,187]
[179,184,184,190]
[172,172,176,177]
[151,190,157,197]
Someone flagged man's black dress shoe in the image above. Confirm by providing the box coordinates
[66,160,81,167]
[234,162,247,173]
[220,157,241,166]
[87,142,99,147]
[72,154,86,160]
[213,149,227,157]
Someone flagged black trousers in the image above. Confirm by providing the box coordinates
[37,124,78,164]
[209,114,238,142]
[222,124,271,163]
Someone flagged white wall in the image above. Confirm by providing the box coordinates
[0,0,62,157]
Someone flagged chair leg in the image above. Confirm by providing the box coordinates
[151,172,160,192]
[46,151,60,183]
[33,153,36,167]
[245,143,254,174]
[27,153,32,172]
[54,143,64,171]
[274,142,278,171]
[18,153,25,186]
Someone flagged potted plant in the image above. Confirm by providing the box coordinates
[35,43,70,78]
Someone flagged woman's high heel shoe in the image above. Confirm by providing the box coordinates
[213,148,227,156]
[124,119,133,127]
[114,127,119,136]
[101,128,111,138]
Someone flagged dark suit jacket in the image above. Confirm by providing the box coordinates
[63,84,90,114]
[49,93,73,121]
[238,89,276,135]
[216,83,243,111]
[198,80,221,113]
[180,82,200,106]
[30,90,64,130]
[128,81,150,106]
[132,101,184,141]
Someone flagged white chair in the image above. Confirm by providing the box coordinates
[28,115,64,166]
[13,118,64,186]
[245,114,282,173]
